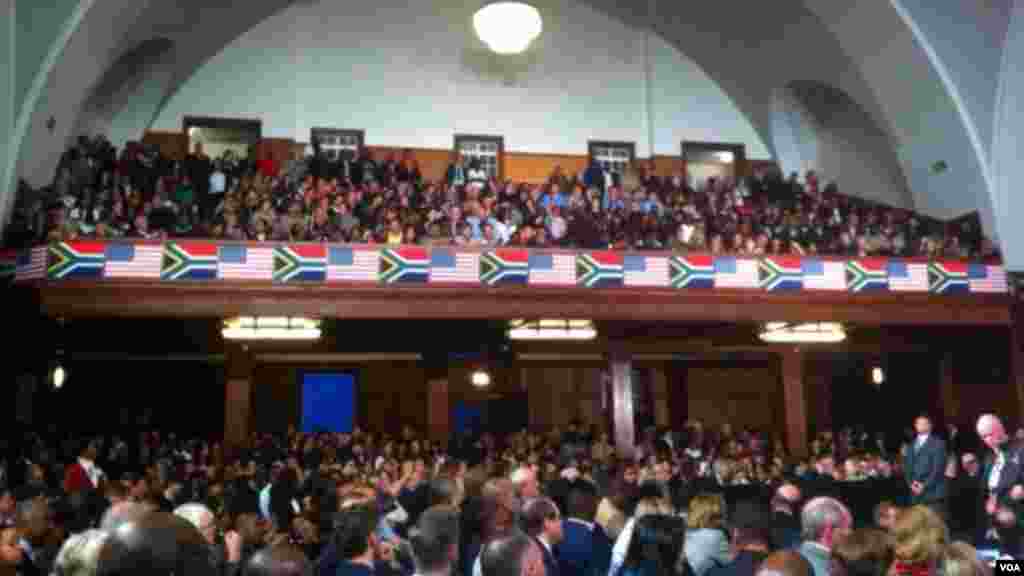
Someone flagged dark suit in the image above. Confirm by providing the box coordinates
[904,435,947,515]
[557,519,612,576]
[533,536,560,576]
[706,550,770,576]
[979,440,1024,549]
[770,510,801,550]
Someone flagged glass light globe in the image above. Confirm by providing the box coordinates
[473,2,543,55]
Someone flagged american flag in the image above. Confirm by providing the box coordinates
[217,245,274,280]
[528,253,575,285]
[623,254,669,287]
[327,246,379,282]
[801,259,847,291]
[713,257,759,289]
[429,249,480,284]
[969,264,1008,293]
[15,246,48,281]
[887,261,929,292]
[104,243,163,279]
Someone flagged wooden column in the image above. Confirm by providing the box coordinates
[427,378,450,446]
[610,352,636,458]
[939,353,957,428]
[224,343,253,460]
[780,347,808,458]
[667,362,689,425]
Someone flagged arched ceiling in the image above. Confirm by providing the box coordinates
[7,0,1009,251]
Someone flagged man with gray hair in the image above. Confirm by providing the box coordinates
[510,466,541,500]
[976,413,1024,551]
[796,497,851,576]
[99,501,152,533]
[51,529,108,576]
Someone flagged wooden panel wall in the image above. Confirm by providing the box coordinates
[650,155,685,178]
[142,130,188,160]
[686,364,783,435]
[506,152,589,184]
[369,146,451,183]
[257,138,296,163]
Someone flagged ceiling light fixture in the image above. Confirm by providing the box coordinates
[473,2,543,55]
[507,319,597,341]
[52,364,67,389]
[222,317,322,341]
[470,369,492,388]
[758,322,846,344]
[872,366,885,386]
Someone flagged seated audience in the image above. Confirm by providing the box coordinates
[827,529,892,576]
[890,506,948,576]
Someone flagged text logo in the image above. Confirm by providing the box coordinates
[996,560,1023,574]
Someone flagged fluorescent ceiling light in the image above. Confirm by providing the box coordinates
[473,2,543,55]
[508,319,597,341]
[222,317,322,341]
[758,322,846,344]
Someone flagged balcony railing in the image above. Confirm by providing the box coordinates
[4,239,1009,296]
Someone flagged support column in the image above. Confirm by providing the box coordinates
[427,378,450,446]
[780,347,808,458]
[610,351,635,458]
[667,362,689,426]
[224,343,253,461]
[939,353,957,428]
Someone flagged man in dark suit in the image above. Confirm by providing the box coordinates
[904,415,947,519]
[708,499,773,576]
[521,497,562,576]
[976,413,1024,554]
[558,482,611,576]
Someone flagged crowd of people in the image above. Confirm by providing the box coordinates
[0,411,1019,576]
[1,136,999,263]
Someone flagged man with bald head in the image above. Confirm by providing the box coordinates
[976,414,1024,550]
[96,512,219,576]
[242,544,309,576]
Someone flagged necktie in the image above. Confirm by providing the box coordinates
[990,453,1005,490]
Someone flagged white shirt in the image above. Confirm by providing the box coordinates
[210,171,226,195]
[916,434,929,450]
[609,517,636,576]
[567,517,595,532]
[989,452,1005,490]
[78,457,103,487]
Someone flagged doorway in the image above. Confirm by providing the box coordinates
[682,141,746,190]
[183,116,261,160]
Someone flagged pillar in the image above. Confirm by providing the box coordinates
[427,378,450,446]
[667,362,689,425]
[939,353,957,427]
[780,347,808,458]
[652,367,670,428]
[609,351,635,458]
[224,343,253,460]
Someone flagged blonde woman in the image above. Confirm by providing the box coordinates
[684,493,731,576]
[890,505,948,576]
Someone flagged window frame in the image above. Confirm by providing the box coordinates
[588,140,637,177]
[453,134,505,181]
[310,128,365,162]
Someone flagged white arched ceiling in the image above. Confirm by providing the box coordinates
[5,0,1021,268]
[991,1,1024,272]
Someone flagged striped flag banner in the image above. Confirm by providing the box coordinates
[801,259,846,291]
[968,263,1008,294]
[623,254,669,287]
[218,245,275,281]
[327,246,380,283]
[15,246,48,281]
[714,257,759,289]
[429,249,481,284]
[887,261,929,292]
[528,253,575,286]
[104,243,163,279]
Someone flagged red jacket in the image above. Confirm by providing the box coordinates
[62,462,92,493]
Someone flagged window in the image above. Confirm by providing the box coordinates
[588,141,636,176]
[311,128,365,161]
[454,134,504,180]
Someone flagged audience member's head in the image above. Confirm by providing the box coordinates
[100,502,152,533]
[565,481,599,522]
[976,414,1008,451]
[52,529,109,576]
[730,498,772,550]
[510,467,540,500]
[873,501,898,531]
[173,503,217,545]
[621,514,686,576]
[481,478,517,542]
[95,512,217,576]
[800,497,852,548]
[480,530,543,576]
[829,528,893,576]
[891,506,948,567]
[408,506,459,575]
[15,496,50,545]
[520,497,562,545]
[428,477,462,509]
[757,550,814,576]
[687,493,725,531]
[333,503,379,562]
[772,484,802,515]
[242,545,309,576]
[940,542,991,576]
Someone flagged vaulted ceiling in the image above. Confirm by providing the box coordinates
[7,0,1021,264]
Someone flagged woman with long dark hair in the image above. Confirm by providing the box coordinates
[617,514,687,576]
